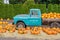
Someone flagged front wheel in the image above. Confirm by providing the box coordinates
[16,22,26,28]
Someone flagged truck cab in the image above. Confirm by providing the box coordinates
[13,9,42,28]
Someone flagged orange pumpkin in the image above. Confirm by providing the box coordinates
[9,28,16,33]
[23,30,27,34]
[5,25,10,30]
[38,27,42,30]
[18,28,27,34]
[5,21,8,25]
[42,27,46,32]
[46,30,52,35]
[8,26,16,33]
[57,29,60,33]
[18,30,24,34]
[31,30,40,35]
[52,27,57,31]
[56,28,60,33]
[46,27,51,30]
[0,29,3,33]
[26,27,31,30]
[0,21,2,24]
[52,30,57,35]
[56,28,60,32]
[3,22,6,24]
[2,29,7,33]
[0,25,2,29]
[30,27,40,35]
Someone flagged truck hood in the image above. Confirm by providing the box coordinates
[14,14,29,18]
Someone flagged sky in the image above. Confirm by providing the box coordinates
[4,0,9,4]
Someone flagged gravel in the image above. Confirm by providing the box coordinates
[0,30,60,40]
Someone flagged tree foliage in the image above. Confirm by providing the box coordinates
[9,0,27,4]
[34,0,60,4]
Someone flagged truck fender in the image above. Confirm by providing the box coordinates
[16,21,26,27]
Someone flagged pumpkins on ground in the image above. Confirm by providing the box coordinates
[26,27,31,30]
[0,21,2,24]
[30,27,40,35]
[2,29,7,33]
[18,28,27,34]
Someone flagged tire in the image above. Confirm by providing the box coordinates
[50,22,60,28]
[16,22,26,28]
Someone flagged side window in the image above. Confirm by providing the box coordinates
[32,11,38,16]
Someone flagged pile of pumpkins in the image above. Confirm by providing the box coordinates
[30,27,42,35]
[0,24,16,33]
[42,12,60,19]
[42,27,60,35]
[0,18,10,25]
[0,24,60,35]
[0,18,60,35]
[18,28,28,34]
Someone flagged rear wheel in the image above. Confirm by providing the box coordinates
[50,22,60,28]
[16,22,26,28]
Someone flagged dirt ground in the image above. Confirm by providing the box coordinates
[0,30,60,40]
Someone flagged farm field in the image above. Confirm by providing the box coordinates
[0,24,60,40]
[0,0,60,40]
[0,13,60,40]
[0,21,60,39]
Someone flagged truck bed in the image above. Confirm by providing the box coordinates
[42,18,60,25]
[42,18,60,21]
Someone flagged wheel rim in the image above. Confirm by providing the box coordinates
[51,22,60,27]
[17,22,25,28]
[18,24,24,28]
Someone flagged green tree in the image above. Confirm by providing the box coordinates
[9,0,27,4]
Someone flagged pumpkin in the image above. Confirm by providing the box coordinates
[52,30,57,35]
[18,28,27,34]
[0,29,3,33]
[26,27,31,30]
[2,29,7,33]
[42,12,60,19]
[3,22,6,24]
[30,27,40,35]
[5,21,8,25]
[52,27,57,31]
[42,27,46,32]
[56,28,60,33]
[56,28,60,32]
[38,27,42,30]
[23,30,27,34]
[18,30,24,34]
[9,28,16,33]
[46,30,52,35]
[5,25,10,30]
[0,21,2,24]
[31,30,40,35]
[0,25,2,29]
[46,27,51,30]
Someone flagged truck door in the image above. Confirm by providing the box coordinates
[29,10,42,26]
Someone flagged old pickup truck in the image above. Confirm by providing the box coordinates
[13,9,60,28]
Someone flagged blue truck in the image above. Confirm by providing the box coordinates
[13,9,60,28]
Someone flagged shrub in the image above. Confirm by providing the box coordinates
[48,4,59,13]
[0,4,60,19]
[58,4,60,13]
